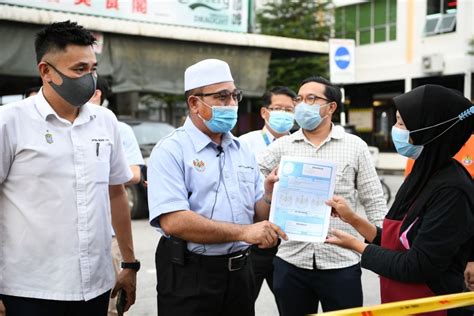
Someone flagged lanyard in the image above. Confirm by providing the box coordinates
[261,130,271,146]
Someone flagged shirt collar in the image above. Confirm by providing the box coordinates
[290,123,344,143]
[34,88,57,121]
[34,88,96,125]
[184,116,240,153]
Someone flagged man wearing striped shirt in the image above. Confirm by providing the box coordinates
[259,76,387,316]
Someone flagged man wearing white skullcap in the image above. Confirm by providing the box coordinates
[147,58,287,316]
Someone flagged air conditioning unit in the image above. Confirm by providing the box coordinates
[422,54,444,74]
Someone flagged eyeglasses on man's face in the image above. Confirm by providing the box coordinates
[194,89,243,103]
[267,106,295,113]
[294,94,331,106]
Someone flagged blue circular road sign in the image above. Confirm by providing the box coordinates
[335,47,351,70]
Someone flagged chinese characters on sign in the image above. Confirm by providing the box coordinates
[0,0,248,32]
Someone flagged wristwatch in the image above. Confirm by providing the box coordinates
[121,260,141,272]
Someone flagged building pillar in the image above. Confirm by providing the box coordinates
[116,92,140,117]
[464,71,472,100]
[404,77,412,92]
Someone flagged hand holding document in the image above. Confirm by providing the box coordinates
[269,156,337,242]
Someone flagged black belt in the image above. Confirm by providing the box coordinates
[186,248,251,272]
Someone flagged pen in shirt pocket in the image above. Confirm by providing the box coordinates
[96,142,100,157]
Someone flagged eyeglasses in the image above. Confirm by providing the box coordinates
[267,106,295,113]
[194,89,243,103]
[294,94,331,105]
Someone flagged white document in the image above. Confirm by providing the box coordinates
[269,156,337,242]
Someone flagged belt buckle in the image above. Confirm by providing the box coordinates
[228,253,245,271]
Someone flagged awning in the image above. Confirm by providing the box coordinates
[105,34,271,96]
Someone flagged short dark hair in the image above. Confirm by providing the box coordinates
[35,21,96,64]
[261,86,297,107]
[95,76,110,105]
[300,76,342,108]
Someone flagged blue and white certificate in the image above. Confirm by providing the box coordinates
[269,156,337,242]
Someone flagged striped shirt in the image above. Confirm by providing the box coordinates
[258,125,387,270]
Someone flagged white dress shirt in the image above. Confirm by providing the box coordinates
[117,121,144,166]
[0,91,132,301]
[239,126,276,157]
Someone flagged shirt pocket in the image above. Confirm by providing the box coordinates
[95,143,111,183]
[237,169,255,184]
[237,168,256,210]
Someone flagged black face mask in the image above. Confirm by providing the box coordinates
[47,62,97,107]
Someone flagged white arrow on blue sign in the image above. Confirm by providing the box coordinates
[335,46,351,70]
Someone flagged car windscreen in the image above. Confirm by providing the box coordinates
[130,122,175,146]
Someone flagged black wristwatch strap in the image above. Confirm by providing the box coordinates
[121,260,140,272]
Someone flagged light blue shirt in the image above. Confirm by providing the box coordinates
[148,117,263,255]
[117,121,144,166]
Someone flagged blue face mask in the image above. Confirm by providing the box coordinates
[268,111,294,134]
[294,102,329,131]
[391,105,474,160]
[200,104,238,134]
[391,126,424,159]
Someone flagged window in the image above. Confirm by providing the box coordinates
[335,0,397,46]
[424,0,457,36]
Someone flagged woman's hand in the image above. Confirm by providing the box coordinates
[464,262,474,291]
[326,229,367,254]
[325,195,357,224]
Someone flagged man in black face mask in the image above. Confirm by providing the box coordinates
[0,21,138,316]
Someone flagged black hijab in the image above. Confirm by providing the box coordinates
[388,84,474,230]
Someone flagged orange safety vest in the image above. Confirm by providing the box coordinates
[404,135,474,178]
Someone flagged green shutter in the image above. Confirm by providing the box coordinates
[359,2,371,28]
[389,0,397,23]
[389,24,397,40]
[359,29,371,45]
[335,7,344,35]
[346,6,357,34]
[374,0,387,26]
[374,26,386,42]
[347,30,357,40]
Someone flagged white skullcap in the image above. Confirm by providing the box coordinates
[184,59,234,91]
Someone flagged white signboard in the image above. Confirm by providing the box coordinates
[0,0,248,33]
[329,38,356,84]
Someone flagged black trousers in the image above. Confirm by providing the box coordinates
[273,256,363,316]
[155,237,255,316]
[2,290,110,316]
[249,245,277,300]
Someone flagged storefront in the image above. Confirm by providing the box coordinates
[0,2,327,131]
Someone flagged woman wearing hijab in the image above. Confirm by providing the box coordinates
[325,84,474,316]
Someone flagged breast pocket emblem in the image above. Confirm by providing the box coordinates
[193,159,206,172]
[45,131,53,144]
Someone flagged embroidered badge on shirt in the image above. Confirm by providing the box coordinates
[193,159,206,172]
[45,131,53,144]
[462,155,472,166]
